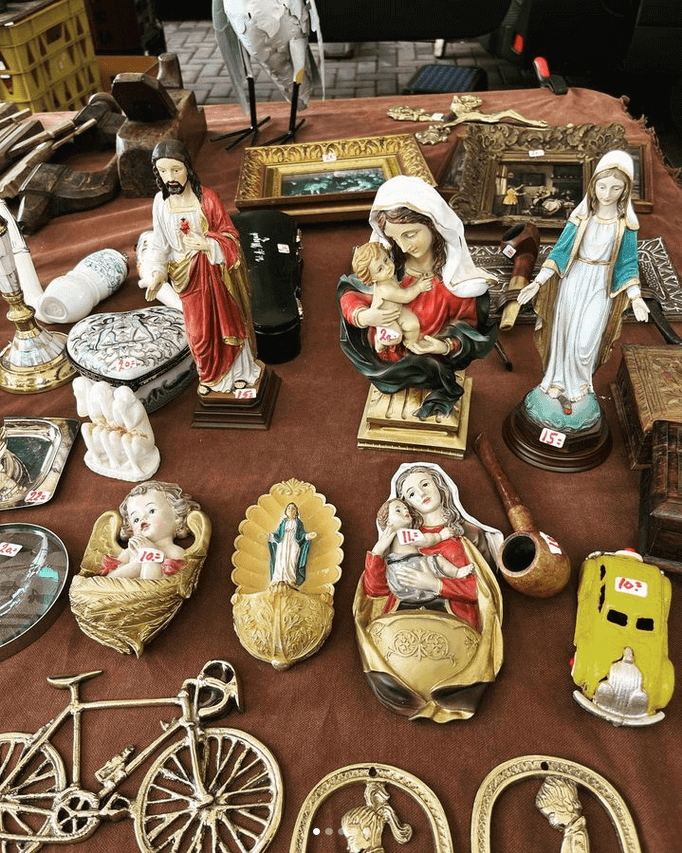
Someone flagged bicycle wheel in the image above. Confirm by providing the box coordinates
[134,728,282,853]
[0,733,66,853]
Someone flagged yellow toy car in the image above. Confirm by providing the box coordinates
[572,549,674,726]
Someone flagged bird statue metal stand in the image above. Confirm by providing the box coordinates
[212,0,324,149]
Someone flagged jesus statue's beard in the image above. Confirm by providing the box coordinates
[166,180,186,195]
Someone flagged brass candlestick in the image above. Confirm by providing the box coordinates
[0,213,75,393]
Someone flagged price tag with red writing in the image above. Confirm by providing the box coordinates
[116,356,138,372]
[0,541,22,557]
[25,489,50,504]
[615,576,648,598]
[540,531,562,555]
[502,243,516,259]
[235,388,257,400]
[138,548,164,564]
[539,427,566,448]
[376,326,400,345]
[396,528,424,545]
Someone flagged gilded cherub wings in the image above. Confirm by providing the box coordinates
[69,509,211,656]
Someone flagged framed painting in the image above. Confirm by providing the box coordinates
[439,123,631,229]
[235,134,436,223]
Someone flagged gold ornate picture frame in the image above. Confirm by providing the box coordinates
[440,123,630,229]
[235,134,436,223]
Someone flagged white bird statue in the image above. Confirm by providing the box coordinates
[212,0,325,147]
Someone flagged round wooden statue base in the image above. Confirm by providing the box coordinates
[503,401,612,473]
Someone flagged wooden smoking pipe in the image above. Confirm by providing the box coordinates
[474,432,571,597]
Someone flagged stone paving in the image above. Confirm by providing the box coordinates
[161,20,681,167]
[162,20,536,106]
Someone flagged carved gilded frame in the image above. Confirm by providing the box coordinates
[441,123,629,229]
[235,134,436,223]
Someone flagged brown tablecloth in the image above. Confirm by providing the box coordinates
[1,88,681,853]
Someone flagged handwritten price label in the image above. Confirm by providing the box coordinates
[235,388,257,400]
[615,576,648,598]
[528,148,546,157]
[116,356,137,372]
[539,427,566,448]
[137,548,164,564]
[397,528,424,545]
[502,244,516,259]
[540,531,562,555]
[322,151,337,162]
[0,542,22,557]
[25,490,49,504]
[376,326,400,344]
[277,243,291,254]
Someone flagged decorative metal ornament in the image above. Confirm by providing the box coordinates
[0,416,79,511]
[471,755,642,853]
[0,659,283,853]
[387,95,549,145]
[0,214,76,393]
[70,482,211,656]
[290,763,453,853]
[231,478,343,670]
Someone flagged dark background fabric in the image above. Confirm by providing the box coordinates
[1,89,680,852]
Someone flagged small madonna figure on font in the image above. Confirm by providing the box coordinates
[353,462,503,722]
[338,175,498,428]
[508,150,649,470]
[267,501,317,587]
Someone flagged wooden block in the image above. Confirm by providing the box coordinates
[613,344,682,468]
[639,420,682,573]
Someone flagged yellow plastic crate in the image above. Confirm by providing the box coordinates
[0,0,101,111]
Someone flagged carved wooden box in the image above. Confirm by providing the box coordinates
[613,345,682,469]
[639,420,682,574]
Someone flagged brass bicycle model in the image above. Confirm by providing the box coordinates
[0,659,282,853]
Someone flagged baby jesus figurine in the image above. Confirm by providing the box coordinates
[352,242,432,353]
[375,497,475,605]
[100,481,200,580]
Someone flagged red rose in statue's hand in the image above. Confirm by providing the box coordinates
[180,218,190,235]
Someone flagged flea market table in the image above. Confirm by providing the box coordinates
[1,88,681,853]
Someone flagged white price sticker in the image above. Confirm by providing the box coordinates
[540,532,562,555]
[397,528,424,545]
[376,326,401,344]
[539,427,566,448]
[322,151,337,162]
[528,148,545,158]
[138,548,164,564]
[0,542,22,557]
[502,244,517,259]
[235,388,257,400]
[277,243,291,254]
[615,576,648,598]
